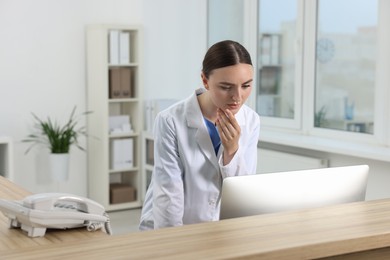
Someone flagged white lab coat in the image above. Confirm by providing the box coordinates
[139,88,260,230]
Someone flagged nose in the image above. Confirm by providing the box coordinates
[232,88,240,102]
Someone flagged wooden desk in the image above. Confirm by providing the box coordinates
[2,196,390,259]
[0,176,106,252]
[2,176,390,259]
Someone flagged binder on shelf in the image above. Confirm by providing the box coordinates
[119,32,131,64]
[109,30,120,65]
[109,68,121,98]
[110,138,134,170]
[111,139,122,169]
[122,138,134,168]
[109,68,133,98]
[120,67,132,98]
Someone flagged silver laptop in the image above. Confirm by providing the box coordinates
[219,165,369,220]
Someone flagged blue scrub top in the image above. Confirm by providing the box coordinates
[204,118,221,156]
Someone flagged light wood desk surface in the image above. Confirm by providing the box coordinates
[2,176,390,259]
[0,176,106,252]
[1,180,390,260]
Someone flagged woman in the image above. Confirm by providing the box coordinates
[139,40,260,230]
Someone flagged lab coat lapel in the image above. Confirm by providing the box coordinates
[194,127,219,171]
[185,90,219,171]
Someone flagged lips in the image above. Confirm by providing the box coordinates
[227,103,240,109]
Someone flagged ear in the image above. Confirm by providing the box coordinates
[201,72,209,90]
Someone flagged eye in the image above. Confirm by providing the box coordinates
[220,85,231,90]
[242,84,252,89]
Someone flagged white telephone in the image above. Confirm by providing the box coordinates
[0,193,112,237]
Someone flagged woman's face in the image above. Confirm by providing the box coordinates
[202,63,253,114]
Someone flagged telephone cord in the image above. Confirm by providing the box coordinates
[103,212,113,235]
[85,212,112,235]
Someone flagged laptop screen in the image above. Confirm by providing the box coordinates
[219,165,369,220]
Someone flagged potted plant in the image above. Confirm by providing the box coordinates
[314,106,327,128]
[23,106,91,181]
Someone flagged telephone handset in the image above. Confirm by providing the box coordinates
[0,193,112,237]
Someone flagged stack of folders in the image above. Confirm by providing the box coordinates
[109,67,133,98]
[110,138,134,170]
[109,30,131,65]
[109,115,132,134]
[108,30,132,99]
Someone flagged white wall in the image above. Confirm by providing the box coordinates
[143,0,207,100]
[0,0,144,195]
[207,0,244,45]
[0,0,207,195]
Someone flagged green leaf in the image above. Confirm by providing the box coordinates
[22,106,92,154]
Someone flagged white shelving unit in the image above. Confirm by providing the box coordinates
[86,24,143,211]
[0,136,13,181]
[141,131,154,202]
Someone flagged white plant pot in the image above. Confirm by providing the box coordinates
[49,153,70,181]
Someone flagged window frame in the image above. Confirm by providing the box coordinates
[257,0,390,148]
[305,0,387,145]
[206,0,390,160]
[257,0,304,130]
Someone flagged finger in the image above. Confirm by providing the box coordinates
[218,109,238,135]
[218,109,238,130]
[217,110,232,135]
[222,109,240,130]
[217,120,227,140]
[216,118,236,141]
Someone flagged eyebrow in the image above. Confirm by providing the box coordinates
[219,79,253,86]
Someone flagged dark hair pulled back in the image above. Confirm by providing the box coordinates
[202,40,252,79]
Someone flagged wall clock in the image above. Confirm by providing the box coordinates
[316,38,335,63]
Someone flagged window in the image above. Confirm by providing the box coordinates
[208,0,390,148]
[256,0,389,146]
[314,0,377,135]
[257,0,298,121]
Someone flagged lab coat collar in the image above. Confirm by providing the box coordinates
[185,88,247,171]
[185,88,220,171]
